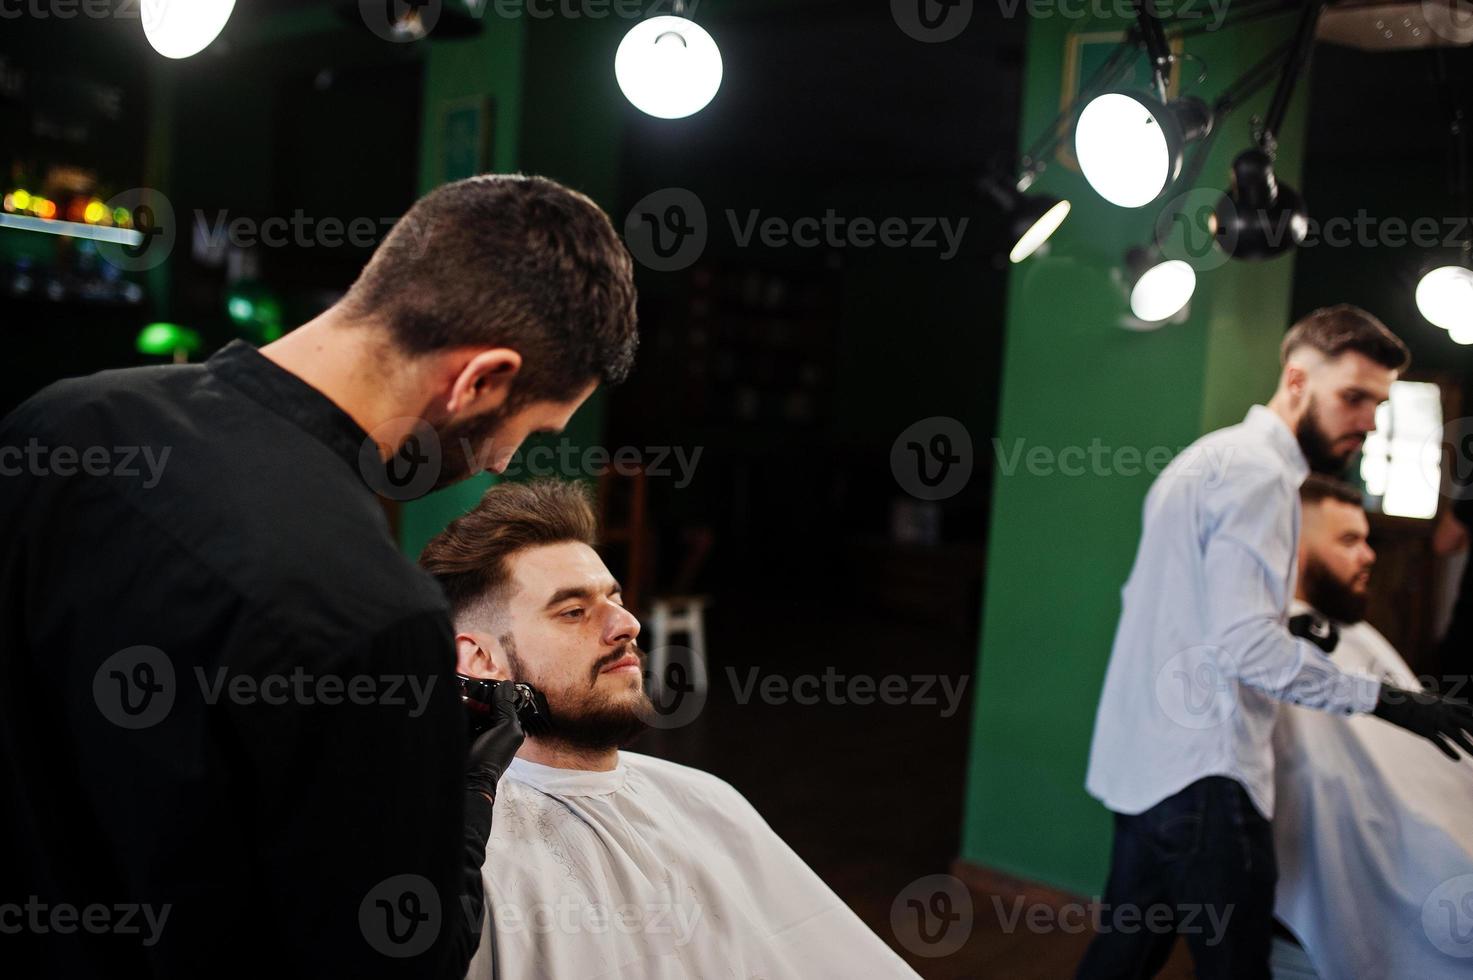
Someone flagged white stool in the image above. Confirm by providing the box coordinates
[645,595,710,698]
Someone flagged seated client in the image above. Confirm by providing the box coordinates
[419,478,922,979]
[1272,475,1473,978]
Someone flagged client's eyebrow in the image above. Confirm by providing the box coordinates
[543,581,623,609]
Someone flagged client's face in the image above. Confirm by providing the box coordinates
[1298,498,1376,624]
[493,542,651,749]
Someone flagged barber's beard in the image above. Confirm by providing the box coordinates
[503,636,652,752]
[1301,556,1369,625]
[1296,396,1355,476]
[429,404,513,490]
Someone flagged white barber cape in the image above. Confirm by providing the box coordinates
[1273,600,1473,978]
[467,752,921,980]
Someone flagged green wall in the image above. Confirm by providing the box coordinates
[960,15,1309,894]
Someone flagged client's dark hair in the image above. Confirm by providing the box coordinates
[418,478,598,621]
[1280,304,1410,372]
[1300,474,1364,509]
[341,174,638,404]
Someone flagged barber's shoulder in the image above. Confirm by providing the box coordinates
[5,364,191,443]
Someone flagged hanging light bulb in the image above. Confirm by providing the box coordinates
[982,178,1070,263]
[1125,247,1197,323]
[1074,92,1212,208]
[615,14,723,119]
[142,0,236,59]
[1007,195,1071,263]
[1416,265,1473,333]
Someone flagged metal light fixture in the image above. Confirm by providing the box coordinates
[1074,1,1212,208]
[1125,246,1197,323]
[984,179,1071,263]
[1213,148,1309,259]
[1214,0,1322,261]
[1076,91,1212,208]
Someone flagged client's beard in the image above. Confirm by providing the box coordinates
[503,635,652,751]
[1301,556,1368,625]
[1296,396,1353,476]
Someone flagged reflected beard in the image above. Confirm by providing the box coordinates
[1301,556,1368,625]
[504,639,652,752]
[1296,397,1355,476]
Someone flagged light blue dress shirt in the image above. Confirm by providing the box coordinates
[1085,405,1383,819]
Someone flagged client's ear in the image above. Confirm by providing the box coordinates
[455,631,510,680]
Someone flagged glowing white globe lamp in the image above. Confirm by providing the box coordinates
[615,15,723,120]
[142,0,236,59]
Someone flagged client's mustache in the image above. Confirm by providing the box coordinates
[589,643,645,684]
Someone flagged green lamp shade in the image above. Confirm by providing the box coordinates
[136,322,202,356]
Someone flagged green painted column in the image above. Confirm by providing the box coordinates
[398,13,632,557]
[960,12,1309,894]
[399,15,528,557]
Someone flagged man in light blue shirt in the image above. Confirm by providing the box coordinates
[1077,305,1473,980]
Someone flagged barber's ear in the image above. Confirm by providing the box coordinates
[446,349,522,415]
[455,632,510,680]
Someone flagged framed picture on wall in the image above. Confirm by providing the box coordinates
[441,97,496,182]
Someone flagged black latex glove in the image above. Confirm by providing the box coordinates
[446,682,526,977]
[1373,684,1473,761]
[465,680,526,802]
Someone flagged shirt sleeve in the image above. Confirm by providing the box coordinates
[223,608,473,978]
[1202,465,1382,715]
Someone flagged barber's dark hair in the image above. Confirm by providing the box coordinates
[341,174,638,404]
[418,478,598,621]
[1280,304,1410,372]
[1300,474,1364,509]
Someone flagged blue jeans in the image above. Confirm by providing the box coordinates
[1075,776,1278,980]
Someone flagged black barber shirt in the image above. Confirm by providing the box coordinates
[0,341,468,978]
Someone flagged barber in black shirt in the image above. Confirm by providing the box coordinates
[0,175,638,978]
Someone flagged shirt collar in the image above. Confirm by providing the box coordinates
[206,340,370,474]
[1243,404,1309,482]
[506,755,628,797]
